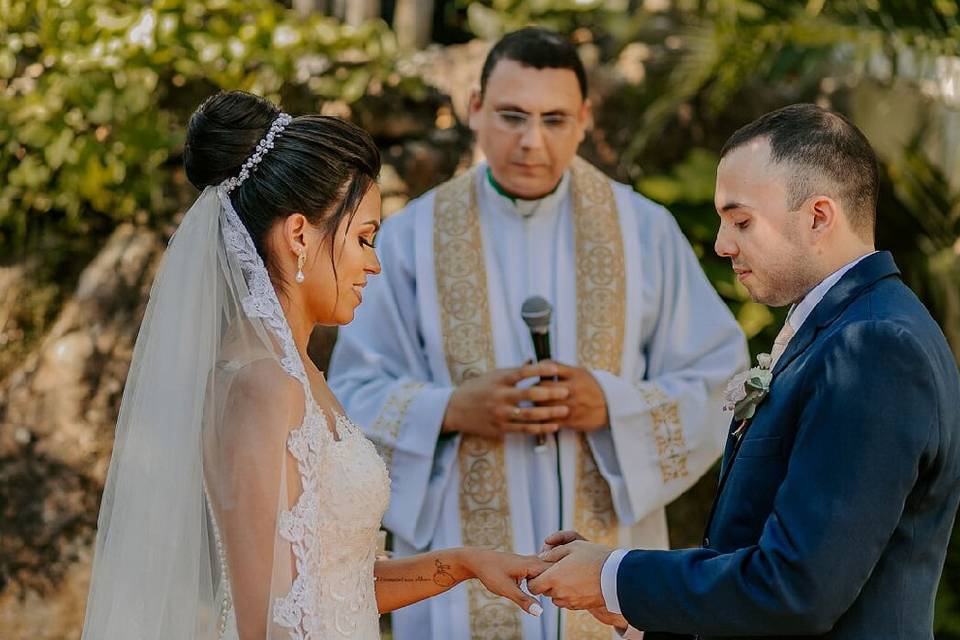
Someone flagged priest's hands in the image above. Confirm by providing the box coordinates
[440,360,609,438]
[441,362,571,437]
[528,531,611,610]
[534,361,609,432]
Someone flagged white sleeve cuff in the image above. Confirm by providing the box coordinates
[601,548,629,615]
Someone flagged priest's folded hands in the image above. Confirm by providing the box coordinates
[531,360,610,431]
[441,360,610,438]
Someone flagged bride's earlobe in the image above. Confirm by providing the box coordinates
[283,213,310,284]
[296,250,306,283]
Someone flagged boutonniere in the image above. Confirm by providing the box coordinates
[723,353,773,439]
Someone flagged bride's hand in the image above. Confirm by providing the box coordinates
[458,548,551,617]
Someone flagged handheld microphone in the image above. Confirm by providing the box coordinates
[521,296,554,448]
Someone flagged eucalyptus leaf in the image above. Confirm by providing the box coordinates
[734,401,757,421]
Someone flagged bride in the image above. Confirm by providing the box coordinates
[81,90,547,639]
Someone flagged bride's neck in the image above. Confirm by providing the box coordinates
[279,295,314,360]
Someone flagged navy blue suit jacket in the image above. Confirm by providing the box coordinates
[620,252,960,639]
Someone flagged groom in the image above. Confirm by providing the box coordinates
[528,103,960,638]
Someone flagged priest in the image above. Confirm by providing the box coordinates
[329,27,748,640]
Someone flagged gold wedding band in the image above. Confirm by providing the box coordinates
[512,406,522,419]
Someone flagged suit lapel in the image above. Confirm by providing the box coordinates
[704,252,901,542]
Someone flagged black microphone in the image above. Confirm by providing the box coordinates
[521,296,554,448]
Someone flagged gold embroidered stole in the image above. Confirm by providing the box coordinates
[565,157,624,639]
[434,157,624,639]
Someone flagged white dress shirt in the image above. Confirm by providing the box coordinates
[598,251,877,637]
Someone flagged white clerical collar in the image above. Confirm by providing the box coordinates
[787,251,878,332]
[480,162,571,220]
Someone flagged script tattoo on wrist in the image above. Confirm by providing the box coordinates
[376,575,430,583]
[375,557,458,587]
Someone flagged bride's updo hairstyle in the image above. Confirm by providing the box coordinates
[183,90,380,292]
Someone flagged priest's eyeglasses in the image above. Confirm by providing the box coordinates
[493,109,575,134]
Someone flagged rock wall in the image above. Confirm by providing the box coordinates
[0,224,165,638]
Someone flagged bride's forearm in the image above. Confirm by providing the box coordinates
[374,548,473,613]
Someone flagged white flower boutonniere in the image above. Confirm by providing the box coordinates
[723,353,773,439]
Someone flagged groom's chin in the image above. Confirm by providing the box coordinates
[743,286,767,305]
[745,285,788,308]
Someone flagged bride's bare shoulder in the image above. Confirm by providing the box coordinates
[213,354,307,434]
[228,356,302,394]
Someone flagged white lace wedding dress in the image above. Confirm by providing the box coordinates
[210,186,391,640]
[215,409,390,639]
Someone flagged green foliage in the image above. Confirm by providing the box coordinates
[638,147,717,205]
[0,0,421,251]
[624,0,960,167]
[457,0,644,46]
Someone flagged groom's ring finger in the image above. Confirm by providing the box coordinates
[512,406,522,420]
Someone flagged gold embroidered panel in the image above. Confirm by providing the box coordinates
[368,381,426,473]
[638,383,689,483]
[567,157,625,640]
[434,168,521,640]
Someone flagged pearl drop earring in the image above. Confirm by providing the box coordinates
[296,250,306,284]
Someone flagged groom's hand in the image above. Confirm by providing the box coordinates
[589,607,631,632]
[527,540,611,610]
[539,529,586,554]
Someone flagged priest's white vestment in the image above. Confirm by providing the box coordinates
[329,157,749,640]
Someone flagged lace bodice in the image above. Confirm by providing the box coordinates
[218,407,390,640]
[213,185,390,639]
[274,407,390,638]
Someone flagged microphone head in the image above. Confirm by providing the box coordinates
[521,296,552,334]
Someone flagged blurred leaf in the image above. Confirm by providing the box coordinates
[736,301,776,339]
[638,148,719,205]
[0,50,16,77]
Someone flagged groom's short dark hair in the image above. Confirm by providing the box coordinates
[479,27,588,99]
[721,103,879,239]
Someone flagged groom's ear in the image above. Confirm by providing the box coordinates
[809,195,840,238]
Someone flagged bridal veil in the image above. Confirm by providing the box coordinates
[81,180,313,639]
